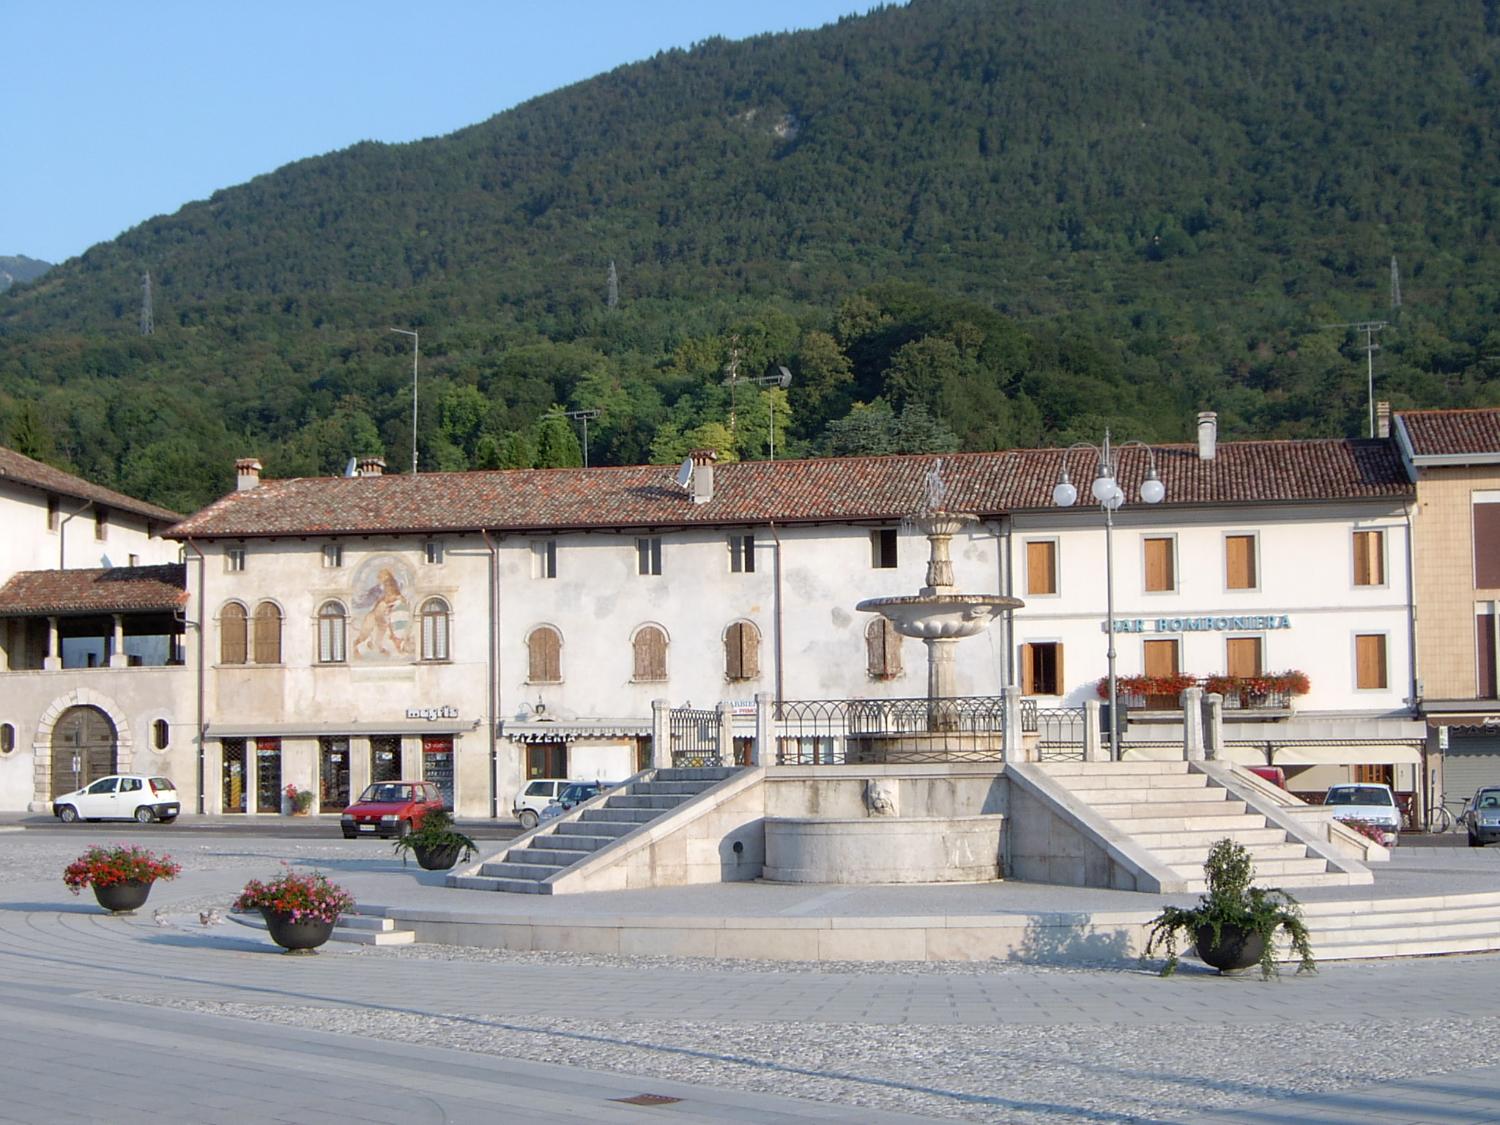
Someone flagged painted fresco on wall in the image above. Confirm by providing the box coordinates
[350,555,415,661]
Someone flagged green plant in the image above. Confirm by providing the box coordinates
[284,784,315,813]
[1144,838,1315,979]
[233,866,353,925]
[390,809,477,866]
[63,845,181,892]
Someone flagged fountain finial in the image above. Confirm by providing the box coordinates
[923,458,947,515]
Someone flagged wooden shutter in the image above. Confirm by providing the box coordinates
[1027,541,1057,595]
[1019,643,1035,695]
[1144,537,1175,592]
[220,604,247,665]
[529,627,561,682]
[1226,637,1262,678]
[1225,535,1256,589]
[1355,633,1388,689]
[1143,639,1179,677]
[866,619,902,679]
[1051,643,1064,696]
[253,602,281,664]
[1479,611,1498,698]
[1353,530,1385,586]
[726,622,759,680]
[634,626,667,680]
[1476,504,1500,588]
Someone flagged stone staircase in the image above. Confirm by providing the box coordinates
[1036,760,1361,890]
[1295,892,1500,961]
[458,767,739,894]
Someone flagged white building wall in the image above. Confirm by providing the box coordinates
[0,479,177,580]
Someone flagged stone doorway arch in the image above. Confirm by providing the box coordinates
[50,706,118,797]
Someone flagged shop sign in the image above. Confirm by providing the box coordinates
[1104,614,1293,634]
[406,705,459,721]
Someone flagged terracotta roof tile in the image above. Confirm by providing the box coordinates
[0,564,187,615]
[1395,408,1500,458]
[166,440,1411,540]
[0,445,182,524]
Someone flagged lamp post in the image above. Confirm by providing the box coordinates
[389,328,419,474]
[1052,430,1165,760]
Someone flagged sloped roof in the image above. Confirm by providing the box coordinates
[166,439,1410,540]
[1395,408,1500,460]
[0,445,182,524]
[0,564,187,615]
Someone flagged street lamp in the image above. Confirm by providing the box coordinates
[1052,430,1165,760]
[389,328,419,474]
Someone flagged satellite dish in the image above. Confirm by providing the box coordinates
[675,457,695,490]
[343,457,358,478]
[777,365,792,388]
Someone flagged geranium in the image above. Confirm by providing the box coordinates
[233,865,353,925]
[1338,818,1393,845]
[63,845,181,893]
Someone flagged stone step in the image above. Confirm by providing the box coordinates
[1108,813,1267,834]
[1037,761,1191,776]
[1052,773,1211,791]
[556,820,636,838]
[580,807,658,824]
[506,846,591,867]
[1128,827,1290,849]
[451,874,546,894]
[606,794,689,810]
[1066,785,1224,805]
[480,861,561,880]
[633,781,718,796]
[1170,856,1329,879]
[1180,869,1359,893]
[1152,841,1311,865]
[336,913,403,932]
[1092,799,1248,820]
[532,832,615,852]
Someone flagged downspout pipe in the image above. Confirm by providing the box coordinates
[183,539,207,815]
[768,521,784,705]
[57,499,93,569]
[481,530,500,819]
[1403,501,1424,824]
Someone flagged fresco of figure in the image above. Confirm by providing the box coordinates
[351,559,413,659]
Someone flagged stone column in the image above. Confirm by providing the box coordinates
[44,616,61,670]
[925,637,960,729]
[717,701,735,768]
[754,691,773,767]
[1204,693,1224,760]
[1001,684,1027,762]
[1182,686,1205,761]
[1084,700,1106,761]
[109,614,128,667]
[651,698,671,770]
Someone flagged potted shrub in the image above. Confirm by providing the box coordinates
[1144,838,1316,979]
[391,809,477,870]
[63,845,181,914]
[233,866,353,954]
[283,784,315,815]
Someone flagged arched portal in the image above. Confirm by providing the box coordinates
[51,706,118,796]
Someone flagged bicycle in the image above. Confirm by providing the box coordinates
[1424,793,1467,834]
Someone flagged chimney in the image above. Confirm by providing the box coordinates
[689,448,717,505]
[356,456,386,477]
[1196,412,1217,461]
[235,458,262,491]
[1376,401,1391,439]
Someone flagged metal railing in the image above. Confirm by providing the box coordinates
[669,706,721,768]
[773,696,1005,765]
[1033,707,1086,761]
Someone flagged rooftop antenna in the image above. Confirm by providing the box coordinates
[722,346,793,458]
[139,271,154,336]
[1322,320,1389,438]
[549,407,601,467]
[607,260,619,309]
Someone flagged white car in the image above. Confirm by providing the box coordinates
[513,778,575,829]
[1324,782,1400,847]
[54,774,181,824]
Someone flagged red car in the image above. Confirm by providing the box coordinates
[340,781,445,839]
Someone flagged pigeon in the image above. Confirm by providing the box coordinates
[199,909,223,926]
[152,908,172,927]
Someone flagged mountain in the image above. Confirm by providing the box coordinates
[0,255,52,292]
[2,0,1498,511]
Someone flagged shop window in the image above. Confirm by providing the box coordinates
[866,618,903,679]
[220,602,248,664]
[527,625,562,683]
[1476,493,1500,588]
[221,738,247,814]
[255,738,282,813]
[729,533,755,573]
[319,737,350,808]
[253,601,282,664]
[318,601,347,663]
[870,528,898,569]
[1225,534,1257,590]
[1355,633,1388,690]
[532,539,557,579]
[636,536,662,576]
[152,719,169,750]
[1143,536,1176,592]
[371,736,402,783]
[1353,529,1385,586]
[322,544,343,568]
[421,598,451,661]
[527,742,566,779]
[0,723,14,755]
[1026,540,1057,596]
[724,621,760,681]
[1020,642,1063,696]
[632,624,668,681]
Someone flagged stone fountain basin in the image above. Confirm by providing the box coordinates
[763,814,1003,883]
[857,593,1022,639]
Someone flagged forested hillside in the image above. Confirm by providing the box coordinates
[2,0,1498,512]
[0,256,52,292]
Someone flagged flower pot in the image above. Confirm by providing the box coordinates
[93,880,153,915]
[1193,923,1265,973]
[412,842,464,871]
[261,908,337,954]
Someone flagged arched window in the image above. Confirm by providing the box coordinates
[152,719,169,750]
[421,598,451,661]
[318,602,347,664]
[866,618,904,680]
[527,625,562,683]
[0,723,14,755]
[220,602,247,665]
[724,621,760,681]
[253,601,282,664]
[632,625,668,681]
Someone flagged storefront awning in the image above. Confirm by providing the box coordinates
[1223,740,1425,766]
[208,719,478,739]
[504,719,650,743]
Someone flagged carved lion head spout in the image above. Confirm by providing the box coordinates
[865,779,899,817]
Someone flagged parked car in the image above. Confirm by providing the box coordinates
[1323,782,1400,846]
[53,775,180,824]
[513,778,572,829]
[1463,786,1500,847]
[340,781,445,839]
[1246,765,1287,789]
[538,781,608,823]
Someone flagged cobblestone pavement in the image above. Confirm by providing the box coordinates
[5,830,1500,1123]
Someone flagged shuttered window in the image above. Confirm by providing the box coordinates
[1026,540,1058,596]
[317,602,346,664]
[1226,636,1263,678]
[220,603,247,665]
[725,621,760,681]
[527,626,562,682]
[1225,535,1257,590]
[1019,642,1063,696]
[1353,530,1385,586]
[1144,537,1175,592]
[1355,633,1388,689]
[1476,604,1497,699]
[632,625,668,681]
[420,598,450,661]
[1476,498,1500,588]
[866,618,903,679]
[253,601,282,664]
[1143,639,1180,677]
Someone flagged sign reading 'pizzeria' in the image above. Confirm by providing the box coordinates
[1103,614,1293,634]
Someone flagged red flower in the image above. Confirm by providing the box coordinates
[63,846,181,893]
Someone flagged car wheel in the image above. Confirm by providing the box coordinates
[518,809,539,830]
[342,829,358,839]
[134,806,155,824]
[1470,832,1484,847]
[57,805,78,823]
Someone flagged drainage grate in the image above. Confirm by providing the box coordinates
[612,1093,682,1106]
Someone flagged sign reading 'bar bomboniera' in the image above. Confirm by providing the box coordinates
[1102,614,1293,634]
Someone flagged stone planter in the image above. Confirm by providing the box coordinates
[411,842,465,871]
[1193,923,1265,973]
[261,909,337,954]
[93,880,153,915]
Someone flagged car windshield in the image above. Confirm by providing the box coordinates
[560,784,597,801]
[1477,791,1500,809]
[359,784,413,803]
[1326,788,1391,806]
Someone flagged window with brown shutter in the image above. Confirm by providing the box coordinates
[220,603,247,665]
[527,626,562,682]
[1476,605,1497,699]
[252,601,282,664]
[725,621,760,681]
[865,618,903,679]
[1355,633,1388,689]
[632,625,668,681]
[1226,636,1263,678]
[1142,638,1181,707]
[1143,537,1175,592]
[1019,642,1063,695]
[1353,529,1385,586]
[1026,540,1058,595]
[1476,501,1500,588]
[1225,535,1257,590]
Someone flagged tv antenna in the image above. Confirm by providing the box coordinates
[722,342,793,458]
[1322,320,1389,438]
[139,271,154,336]
[550,408,600,467]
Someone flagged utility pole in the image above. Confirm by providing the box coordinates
[139,272,154,336]
[606,260,619,309]
[553,408,600,467]
[1322,320,1388,438]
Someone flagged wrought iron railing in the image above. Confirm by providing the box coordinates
[773,696,1006,765]
[1033,707,1086,761]
[669,706,721,768]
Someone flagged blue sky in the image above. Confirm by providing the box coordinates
[3,1,880,264]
